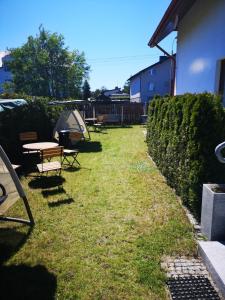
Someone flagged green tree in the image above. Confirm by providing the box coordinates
[1,81,15,94]
[91,87,110,101]
[8,26,89,99]
[91,89,101,99]
[82,80,91,100]
[122,80,130,94]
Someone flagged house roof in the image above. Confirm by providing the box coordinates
[148,0,196,47]
[128,56,172,81]
[104,87,121,92]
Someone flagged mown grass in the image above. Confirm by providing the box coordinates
[0,125,196,299]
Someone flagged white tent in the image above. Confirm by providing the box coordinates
[53,109,90,141]
[0,145,34,225]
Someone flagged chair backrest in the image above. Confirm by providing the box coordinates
[19,131,38,143]
[69,131,83,142]
[97,115,105,122]
[40,146,63,161]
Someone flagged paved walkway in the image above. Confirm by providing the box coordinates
[161,256,222,299]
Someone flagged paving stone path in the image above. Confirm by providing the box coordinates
[161,256,222,299]
[161,256,209,278]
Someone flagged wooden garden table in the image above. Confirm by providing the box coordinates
[23,142,58,151]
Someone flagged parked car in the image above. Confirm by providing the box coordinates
[0,99,27,111]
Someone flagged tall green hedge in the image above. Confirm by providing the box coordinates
[147,93,225,217]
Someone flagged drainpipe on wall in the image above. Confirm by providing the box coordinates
[140,74,142,103]
[155,44,176,96]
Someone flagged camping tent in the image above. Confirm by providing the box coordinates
[53,109,90,141]
[0,145,34,225]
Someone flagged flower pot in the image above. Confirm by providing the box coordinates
[201,184,225,241]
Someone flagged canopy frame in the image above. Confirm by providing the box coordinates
[0,146,34,226]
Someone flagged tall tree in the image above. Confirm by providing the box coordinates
[122,80,130,94]
[82,80,91,100]
[8,26,89,98]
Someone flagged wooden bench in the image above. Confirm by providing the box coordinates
[102,114,120,124]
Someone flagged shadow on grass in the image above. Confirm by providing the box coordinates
[0,264,57,300]
[63,166,80,172]
[89,129,108,134]
[40,186,74,207]
[48,197,74,208]
[42,187,66,198]
[103,124,133,129]
[19,153,41,174]
[78,141,102,153]
[28,176,65,189]
[0,226,33,265]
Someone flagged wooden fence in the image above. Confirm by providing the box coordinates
[82,102,145,124]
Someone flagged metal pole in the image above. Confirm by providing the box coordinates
[83,104,86,119]
[121,105,124,126]
[93,105,96,118]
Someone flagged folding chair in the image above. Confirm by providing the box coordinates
[93,115,105,131]
[19,131,39,154]
[62,132,82,167]
[37,146,63,175]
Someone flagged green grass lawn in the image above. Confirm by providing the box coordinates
[0,125,196,299]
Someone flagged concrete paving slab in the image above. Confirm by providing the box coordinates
[198,241,225,299]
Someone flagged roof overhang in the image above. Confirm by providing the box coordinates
[148,0,196,47]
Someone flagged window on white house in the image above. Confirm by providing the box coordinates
[149,83,155,91]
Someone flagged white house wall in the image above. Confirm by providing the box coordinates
[0,52,13,93]
[176,0,225,95]
[0,69,12,93]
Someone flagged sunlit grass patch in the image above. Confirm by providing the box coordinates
[0,126,196,299]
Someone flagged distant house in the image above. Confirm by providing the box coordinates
[149,0,225,104]
[103,87,122,97]
[102,87,129,101]
[110,93,129,101]
[129,56,173,103]
[0,51,13,93]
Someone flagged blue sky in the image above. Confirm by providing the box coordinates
[0,0,176,91]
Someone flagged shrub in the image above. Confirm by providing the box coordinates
[147,93,225,217]
[0,96,62,162]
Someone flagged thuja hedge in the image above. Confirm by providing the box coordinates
[0,97,62,162]
[147,93,225,217]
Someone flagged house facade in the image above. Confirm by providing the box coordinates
[103,87,122,97]
[0,51,13,93]
[149,0,225,104]
[129,56,173,103]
